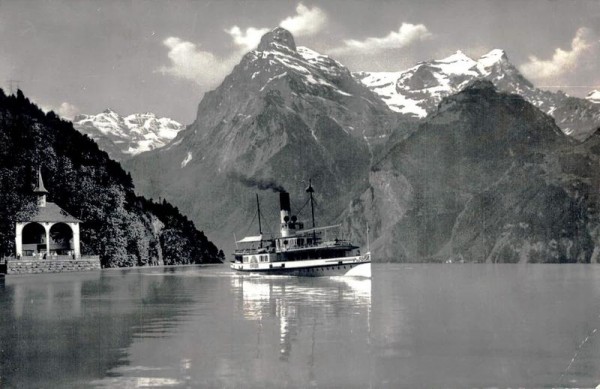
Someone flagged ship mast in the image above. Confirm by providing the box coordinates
[256,193,262,235]
[256,194,263,249]
[306,179,316,241]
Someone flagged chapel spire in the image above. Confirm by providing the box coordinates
[33,167,48,207]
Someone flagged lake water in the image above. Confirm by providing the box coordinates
[1,264,600,388]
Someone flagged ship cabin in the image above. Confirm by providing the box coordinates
[233,235,276,265]
[274,226,359,261]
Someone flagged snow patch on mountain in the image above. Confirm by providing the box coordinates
[587,90,600,104]
[355,50,508,117]
[181,152,192,168]
[356,49,600,140]
[73,109,184,160]
[356,72,427,117]
[248,44,352,97]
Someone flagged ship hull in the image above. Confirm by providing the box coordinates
[230,254,371,278]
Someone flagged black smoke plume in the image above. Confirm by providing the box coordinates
[228,172,286,193]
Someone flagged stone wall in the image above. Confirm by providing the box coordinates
[4,256,101,274]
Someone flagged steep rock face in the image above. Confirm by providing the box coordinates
[73,109,183,161]
[126,28,399,252]
[356,50,600,141]
[342,81,599,263]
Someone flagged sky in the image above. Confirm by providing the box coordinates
[1,0,599,124]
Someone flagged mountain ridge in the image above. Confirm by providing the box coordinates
[73,109,184,161]
[123,28,600,261]
[356,49,600,141]
[341,81,598,263]
[126,27,405,253]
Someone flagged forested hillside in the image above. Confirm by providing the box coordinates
[0,89,223,267]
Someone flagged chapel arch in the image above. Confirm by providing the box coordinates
[49,222,74,255]
[21,222,47,256]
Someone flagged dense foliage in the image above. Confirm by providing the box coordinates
[0,89,224,266]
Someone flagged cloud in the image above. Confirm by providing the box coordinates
[39,101,80,120]
[279,3,327,37]
[520,27,597,81]
[56,102,80,120]
[330,23,431,55]
[225,26,270,51]
[158,37,237,87]
[158,3,327,88]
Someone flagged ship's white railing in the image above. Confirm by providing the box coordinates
[277,239,357,253]
[294,224,342,234]
[233,247,275,255]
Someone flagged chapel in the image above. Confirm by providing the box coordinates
[15,169,81,259]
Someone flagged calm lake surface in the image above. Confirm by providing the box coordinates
[2,264,600,388]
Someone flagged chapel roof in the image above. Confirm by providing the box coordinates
[22,202,81,223]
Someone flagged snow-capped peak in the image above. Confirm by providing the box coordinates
[432,50,479,76]
[73,110,184,160]
[353,50,493,117]
[257,27,297,52]
[244,28,356,99]
[356,48,600,140]
[586,90,600,104]
[355,49,517,118]
[479,49,507,64]
[439,50,475,64]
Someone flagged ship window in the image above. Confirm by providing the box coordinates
[307,239,312,245]
[283,240,288,245]
[297,238,304,246]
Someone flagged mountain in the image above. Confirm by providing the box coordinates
[0,89,223,266]
[125,27,404,253]
[124,28,600,262]
[587,90,600,104]
[341,81,600,263]
[356,50,600,141]
[73,109,183,161]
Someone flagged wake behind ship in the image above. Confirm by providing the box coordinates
[230,183,371,277]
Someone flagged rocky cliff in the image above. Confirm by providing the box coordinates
[342,81,599,263]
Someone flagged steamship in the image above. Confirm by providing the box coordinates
[230,183,371,277]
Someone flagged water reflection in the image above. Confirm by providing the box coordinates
[7,272,99,319]
[87,269,373,388]
[231,275,371,361]
[5,265,600,388]
[0,268,199,388]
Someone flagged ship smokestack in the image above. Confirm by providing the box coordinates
[280,192,290,213]
[280,192,291,237]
